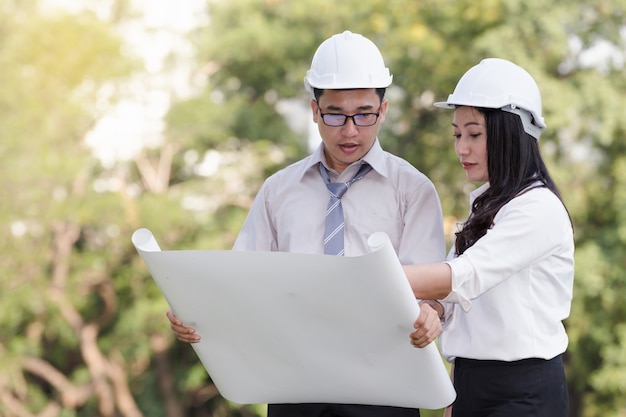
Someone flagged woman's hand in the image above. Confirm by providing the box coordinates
[409,301,443,348]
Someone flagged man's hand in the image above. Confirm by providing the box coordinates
[166,310,201,343]
[409,301,442,348]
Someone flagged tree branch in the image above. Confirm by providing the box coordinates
[21,356,93,408]
[151,333,184,417]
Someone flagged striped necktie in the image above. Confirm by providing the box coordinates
[319,163,373,256]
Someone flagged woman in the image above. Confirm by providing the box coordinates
[406,58,574,416]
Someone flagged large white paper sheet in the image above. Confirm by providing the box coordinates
[132,228,456,410]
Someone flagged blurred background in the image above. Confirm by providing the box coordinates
[1,0,625,416]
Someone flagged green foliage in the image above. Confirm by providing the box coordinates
[2,0,626,415]
[169,1,626,416]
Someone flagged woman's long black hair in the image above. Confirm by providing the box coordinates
[455,107,570,256]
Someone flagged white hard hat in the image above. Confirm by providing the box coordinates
[304,30,393,93]
[434,58,546,139]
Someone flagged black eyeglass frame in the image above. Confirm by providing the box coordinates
[316,102,382,127]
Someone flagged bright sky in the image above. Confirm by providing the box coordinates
[41,1,624,167]
[42,0,207,166]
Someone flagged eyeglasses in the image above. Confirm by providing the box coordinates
[318,107,381,127]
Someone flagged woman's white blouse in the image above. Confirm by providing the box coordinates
[441,183,574,362]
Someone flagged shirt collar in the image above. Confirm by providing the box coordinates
[469,182,490,207]
[296,138,387,181]
[469,178,544,206]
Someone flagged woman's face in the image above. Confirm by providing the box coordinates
[453,106,488,182]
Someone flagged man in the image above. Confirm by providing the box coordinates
[168,30,446,417]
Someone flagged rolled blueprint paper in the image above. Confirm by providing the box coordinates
[133,228,455,409]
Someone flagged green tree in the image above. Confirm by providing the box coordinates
[156,1,626,416]
[2,0,626,416]
[0,1,149,415]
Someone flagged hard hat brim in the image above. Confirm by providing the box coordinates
[433,101,456,109]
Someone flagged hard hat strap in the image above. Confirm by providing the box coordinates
[501,105,542,140]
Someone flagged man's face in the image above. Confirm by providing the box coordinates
[311,89,387,173]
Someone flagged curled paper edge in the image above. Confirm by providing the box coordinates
[132,228,161,252]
